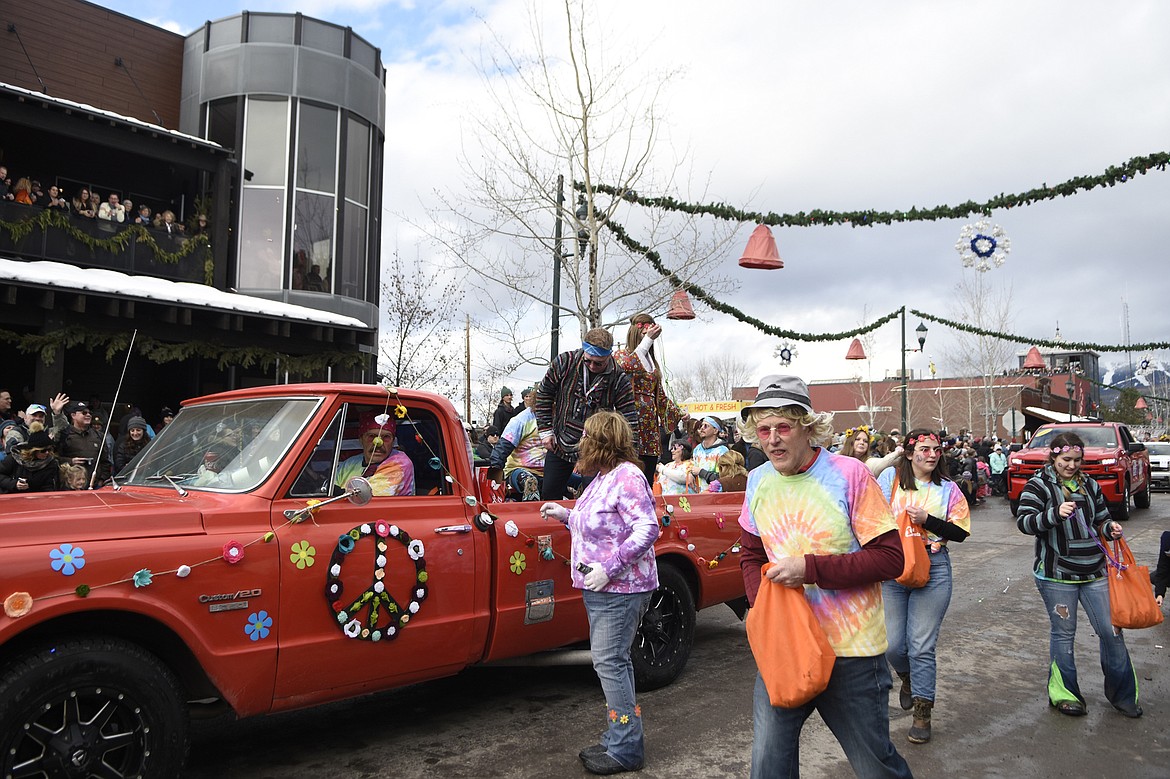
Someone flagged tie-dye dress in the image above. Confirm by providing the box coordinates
[738,449,896,657]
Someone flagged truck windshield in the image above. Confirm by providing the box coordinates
[1026,426,1118,449]
[118,397,321,492]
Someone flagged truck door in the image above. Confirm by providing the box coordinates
[271,400,486,705]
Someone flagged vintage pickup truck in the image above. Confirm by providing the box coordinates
[1006,420,1151,521]
[0,383,747,777]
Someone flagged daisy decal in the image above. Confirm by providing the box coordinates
[290,540,316,569]
[49,543,86,576]
[245,610,273,641]
[679,497,692,512]
[509,551,527,575]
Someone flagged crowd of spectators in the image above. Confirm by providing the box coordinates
[0,163,207,236]
[0,387,175,493]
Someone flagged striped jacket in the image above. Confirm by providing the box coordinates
[534,349,638,462]
[1016,465,1112,582]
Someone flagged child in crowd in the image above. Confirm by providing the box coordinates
[59,463,88,490]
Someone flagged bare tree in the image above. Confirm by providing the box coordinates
[942,269,1017,436]
[378,252,466,396]
[418,0,738,370]
[669,353,757,402]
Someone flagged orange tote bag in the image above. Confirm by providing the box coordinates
[895,510,931,588]
[1108,538,1163,629]
[746,563,836,708]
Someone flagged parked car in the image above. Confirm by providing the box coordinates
[0,383,747,778]
[1146,440,1170,492]
[1006,421,1151,521]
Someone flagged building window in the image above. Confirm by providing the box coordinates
[292,103,338,292]
[238,97,289,290]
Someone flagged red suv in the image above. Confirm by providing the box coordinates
[1006,421,1151,521]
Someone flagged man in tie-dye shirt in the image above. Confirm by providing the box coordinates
[737,374,911,779]
[336,411,414,497]
[490,388,546,501]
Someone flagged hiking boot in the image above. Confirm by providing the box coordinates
[908,697,932,744]
[897,672,912,710]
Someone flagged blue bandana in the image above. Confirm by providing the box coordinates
[582,342,612,357]
[702,416,722,434]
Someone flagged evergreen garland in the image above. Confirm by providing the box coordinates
[0,208,214,284]
[604,218,1170,353]
[0,325,365,375]
[582,151,1170,227]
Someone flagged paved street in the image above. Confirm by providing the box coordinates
[184,494,1170,778]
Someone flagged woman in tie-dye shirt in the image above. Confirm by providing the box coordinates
[878,429,970,745]
[736,374,910,779]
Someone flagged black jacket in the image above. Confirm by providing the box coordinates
[0,451,62,492]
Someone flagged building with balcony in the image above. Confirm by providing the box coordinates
[0,0,383,428]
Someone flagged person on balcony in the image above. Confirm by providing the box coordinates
[97,192,126,223]
[72,187,97,218]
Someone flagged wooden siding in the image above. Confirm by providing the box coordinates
[1,0,184,129]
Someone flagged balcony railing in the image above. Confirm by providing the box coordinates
[0,201,212,285]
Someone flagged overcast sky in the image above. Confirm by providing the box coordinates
[122,0,1170,397]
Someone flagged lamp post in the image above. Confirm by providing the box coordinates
[551,178,589,360]
[899,307,928,435]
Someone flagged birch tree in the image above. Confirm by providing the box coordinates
[942,269,1017,436]
[420,0,737,369]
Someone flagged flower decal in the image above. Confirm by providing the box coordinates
[338,534,355,554]
[245,610,272,641]
[509,551,527,575]
[620,714,630,725]
[634,705,642,717]
[715,513,726,529]
[222,540,245,564]
[394,404,408,419]
[407,539,425,560]
[4,592,33,619]
[49,543,86,576]
[504,520,519,538]
[375,520,390,537]
[133,569,153,588]
[290,540,316,569]
[609,709,618,722]
[679,497,692,512]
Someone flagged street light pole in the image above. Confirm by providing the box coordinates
[899,307,928,434]
[551,175,564,361]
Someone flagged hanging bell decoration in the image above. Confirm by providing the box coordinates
[845,338,867,360]
[1021,346,1045,371]
[1135,396,1148,410]
[666,289,695,320]
[738,224,784,270]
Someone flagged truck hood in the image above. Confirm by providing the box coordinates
[1012,445,1120,461]
[0,488,207,546]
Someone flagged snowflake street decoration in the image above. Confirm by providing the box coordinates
[774,341,799,366]
[1137,356,1153,378]
[955,220,1010,272]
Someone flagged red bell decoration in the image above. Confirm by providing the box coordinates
[738,224,784,270]
[666,289,695,320]
[1135,396,1148,410]
[845,338,867,360]
[1022,346,1045,370]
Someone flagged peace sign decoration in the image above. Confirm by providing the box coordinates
[326,520,429,642]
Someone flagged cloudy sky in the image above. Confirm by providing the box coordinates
[117,0,1170,398]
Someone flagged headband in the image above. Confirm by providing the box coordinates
[582,342,612,357]
[843,425,873,443]
[906,433,940,447]
[1052,445,1083,454]
[701,416,723,433]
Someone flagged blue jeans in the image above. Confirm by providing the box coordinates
[882,546,954,703]
[583,589,652,769]
[751,655,913,779]
[1034,576,1139,713]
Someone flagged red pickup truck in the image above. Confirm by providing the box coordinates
[1006,421,1152,521]
[0,383,746,777]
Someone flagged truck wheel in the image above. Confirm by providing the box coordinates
[1009,499,1019,517]
[1134,476,1151,509]
[0,638,189,779]
[631,564,696,692]
[1111,480,1131,522]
